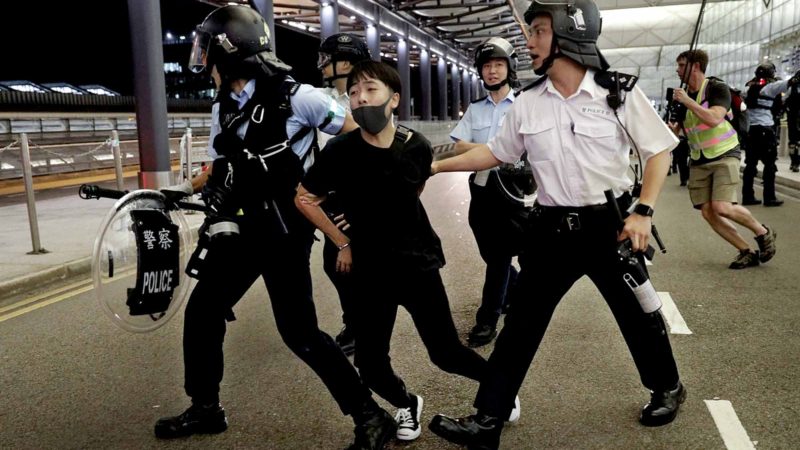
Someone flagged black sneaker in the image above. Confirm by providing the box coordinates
[728,250,760,269]
[755,225,777,263]
[154,403,228,439]
[395,394,423,441]
[467,324,497,348]
[763,199,784,207]
[336,326,356,356]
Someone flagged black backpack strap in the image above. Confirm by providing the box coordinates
[278,79,321,165]
[394,125,412,145]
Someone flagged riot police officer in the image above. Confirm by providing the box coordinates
[450,37,534,347]
[316,33,372,355]
[788,71,800,172]
[742,62,794,206]
[428,1,683,448]
[155,6,396,449]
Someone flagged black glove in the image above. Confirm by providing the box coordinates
[789,70,800,87]
[201,179,233,216]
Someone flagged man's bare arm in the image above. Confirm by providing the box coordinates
[431,144,502,175]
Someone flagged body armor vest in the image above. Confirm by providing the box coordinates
[213,75,317,234]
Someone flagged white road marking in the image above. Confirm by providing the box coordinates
[657,292,692,335]
[704,400,756,450]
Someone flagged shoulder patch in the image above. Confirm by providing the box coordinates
[280,78,302,97]
[518,76,547,94]
[471,95,488,104]
[594,71,638,92]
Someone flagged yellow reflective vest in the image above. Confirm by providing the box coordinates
[683,78,739,160]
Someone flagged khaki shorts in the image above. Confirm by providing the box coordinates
[688,157,740,208]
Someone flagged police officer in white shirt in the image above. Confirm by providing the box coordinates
[315,33,372,355]
[450,37,534,347]
[428,1,683,448]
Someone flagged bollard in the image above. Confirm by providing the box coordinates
[111,130,124,191]
[19,133,49,255]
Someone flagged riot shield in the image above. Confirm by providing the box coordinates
[90,189,194,333]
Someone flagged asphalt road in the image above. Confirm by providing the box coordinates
[1,172,798,449]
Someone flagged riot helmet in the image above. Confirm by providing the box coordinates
[474,37,519,90]
[755,62,776,81]
[318,33,371,83]
[189,5,291,80]
[524,0,609,75]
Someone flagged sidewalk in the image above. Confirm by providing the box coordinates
[2,155,799,305]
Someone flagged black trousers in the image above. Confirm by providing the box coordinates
[788,111,799,167]
[743,125,778,201]
[352,264,487,408]
[182,220,371,414]
[672,138,690,185]
[323,235,357,330]
[468,176,527,328]
[474,205,680,418]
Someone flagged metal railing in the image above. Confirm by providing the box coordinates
[5,120,458,255]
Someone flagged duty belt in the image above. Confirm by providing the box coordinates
[532,193,632,233]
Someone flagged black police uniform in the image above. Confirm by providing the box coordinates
[182,74,373,414]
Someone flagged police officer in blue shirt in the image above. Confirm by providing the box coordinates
[156,6,397,449]
[450,37,534,347]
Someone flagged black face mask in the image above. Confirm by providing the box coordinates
[352,96,393,135]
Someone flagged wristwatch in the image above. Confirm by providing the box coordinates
[633,203,654,217]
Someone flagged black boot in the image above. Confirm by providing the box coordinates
[468,324,498,347]
[348,402,397,450]
[429,413,503,450]
[154,403,228,439]
[336,326,356,356]
[640,382,687,426]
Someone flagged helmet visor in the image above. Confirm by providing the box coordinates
[188,32,210,73]
[317,52,333,70]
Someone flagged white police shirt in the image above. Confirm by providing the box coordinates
[316,86,350,150]
[748,79,789,127]
[450,88,516,186]
[208,78,347,171]
[488,69,678,207]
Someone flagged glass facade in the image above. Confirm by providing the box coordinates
[632,0,799,108]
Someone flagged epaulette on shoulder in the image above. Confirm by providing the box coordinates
[281,80,302,97]
[472,95,488,104]
[517,76,547,95]
[594,70,638,92]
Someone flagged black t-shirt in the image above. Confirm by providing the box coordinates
[302,129,445,271]
[687,78,740,164]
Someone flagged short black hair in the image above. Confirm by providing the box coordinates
[346,60,402,96]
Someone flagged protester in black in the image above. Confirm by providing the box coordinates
[296,61,518,443]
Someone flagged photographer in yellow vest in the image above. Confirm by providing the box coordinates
[668,49,776,269]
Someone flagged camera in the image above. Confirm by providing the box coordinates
[664,87,687,123]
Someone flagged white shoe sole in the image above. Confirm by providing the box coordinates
[396,395,423,441]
